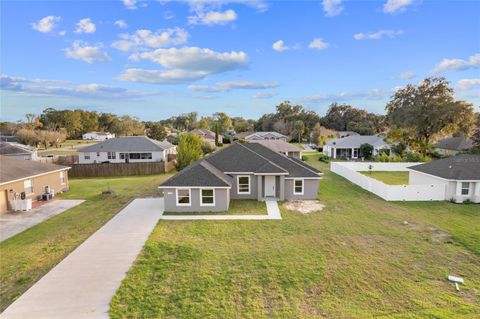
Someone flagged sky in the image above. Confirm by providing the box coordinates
[1,0,479,122]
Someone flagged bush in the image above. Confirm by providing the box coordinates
[405,151,430,162]
[201,140,216,155]
[216,142,223,147]
[318,154,330,163]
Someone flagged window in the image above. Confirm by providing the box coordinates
[461,182,470,195]
[96,152,100,157]
[237,176,250,194]
[294,179,304,195]
[24,179,33,194]
[353,148,359,158]
[107,152,116,159]
[201,189,215,205]
[60,171,66,184]
[128,153,153,160]
[119,153,126,159]
[84,152,90,160]
[177,189,191,205]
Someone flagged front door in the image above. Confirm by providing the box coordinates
[264,176,276,197]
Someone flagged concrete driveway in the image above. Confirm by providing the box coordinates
[0,200,85,242]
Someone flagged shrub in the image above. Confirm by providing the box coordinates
[201,140,216,155]
[405,151,431,162]
[318,154,330,163]
[359,143,374,159]
[216,142,223,147]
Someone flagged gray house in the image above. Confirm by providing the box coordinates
[433,137,474,155]
[250,139,303,159]
[323,135,392,159]
[160,142,322,212]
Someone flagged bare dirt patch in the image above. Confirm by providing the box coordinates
[284,200,325,214]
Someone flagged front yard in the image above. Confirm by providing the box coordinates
[0,173,172,311]
[359,171,409,185]
[110,154,480,318]
[163,200,267,215]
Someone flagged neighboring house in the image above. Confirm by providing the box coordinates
[234,131,288,142]
[78,136,176,164]
[323,135,392,159]
[160,142,322,212]
[433,137,474,155]
[82,132,115,141]
[0,156,70,214]
[0,142,38,160]
[250,140,303,159]
[190,128,223,145]
[408,154,480,203]
[336,131,360,138]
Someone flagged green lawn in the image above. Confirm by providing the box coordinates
[0,173,172,312]
[163,200,267,215]
[111,154,480,318]
[359,171,409,185]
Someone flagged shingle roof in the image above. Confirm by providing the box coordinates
[233,131,254,139]
[190,128,216,140]
[325,135,389,148]
[245,131,287,139]
[249,140,302,153]
[408,154,480,180]
[0,142,36,156]
[79,136,174,153]
[433,137,474,151]
[161,160,232,187]
[0,156,69,184]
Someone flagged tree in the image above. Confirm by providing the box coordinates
[197,117,211,129]
[110,115,145,136]
[15,129,39,146]
[321,103,386,134]
[359,143,374,159]
[145,122,167,141]
[232,117,253,133]
[294,120,305,143]
[312,123,335,146]
[212,112,232,134]
[386,77,475,152]
[201,140,216,155]
[176,133,203,170]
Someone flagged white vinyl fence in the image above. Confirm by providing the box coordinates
[330,162,446,201]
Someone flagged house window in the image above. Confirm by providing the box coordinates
[60,171,66,184]
[84,152,90,160]
[461,182,470,195]
[107,152,116,159]
[294,179,304,195]
[129,153,153,160]
[237,176,250,194]
[119,153,126,159]
[177,189,191,205]
[201,189,215,205]
[96,152,100,157]
[353,148,359,158]
[24,179,33,194]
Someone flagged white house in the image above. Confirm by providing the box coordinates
[78,136,176,164]
[323,135,392,159]
[234,131,288,142]
[408,154,480,203]
[82,132,115,141]
[0,142,38,161]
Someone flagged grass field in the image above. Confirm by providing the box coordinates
[359,171,409,185]
[0,173,172,312]
[111,154,480,318]
[163,200,267,215]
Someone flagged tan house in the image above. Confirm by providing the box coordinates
[0,156,70,214]
[190,128,223,145]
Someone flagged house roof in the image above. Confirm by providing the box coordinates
[433,137,474,151]
[408,154,480,180]
[161,160,232,187]
[245,131,287,139]
[190,128,216,140]
[249,140,302,153]
[0,156,69,184]
[337,131,360,137]
[0,142,36,156]
[325,135,389,148]
[84,132,113,136]
[233,131,254,139]
[79,136,174,153]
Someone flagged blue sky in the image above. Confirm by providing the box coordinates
[1,0,479,122]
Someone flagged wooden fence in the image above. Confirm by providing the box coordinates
[68,161,175,178]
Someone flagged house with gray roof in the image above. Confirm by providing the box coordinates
[323,135,392,159]
[190,128,222,145]
[160,142,322,212]
[234,131,288,142]
[0,142,38,161]
[408,154,480,203]
[433,136,474,155]
[250,139,303,159]
[78,136,176,164]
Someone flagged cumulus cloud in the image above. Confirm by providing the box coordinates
[188,9,237,25]
[353,30,404,40]
[383,0,415,14]
[457,78,480,90]
[31,16,61,33]
[112,28,188,51]
[189,80,279,92]
[272,40,289,52]
[308,38,329,50]
[398,70,416,80]
[65,41,111,63]
[75,18,96,34]
[117,68,207,84]
[252,91,278,99]
[114,20,128,29]
[322,0,344,17]
[432,53,480,74]
[122,0,137,10]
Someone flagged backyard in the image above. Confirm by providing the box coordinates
[359,171,410,185]
[111,154,480,318]
[0,173,172,311]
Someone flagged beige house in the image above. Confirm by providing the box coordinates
[0,157,70,214]
[190,128,222,145]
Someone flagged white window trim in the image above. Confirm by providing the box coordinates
[200,188,216,206]
[237,175,251,195]
[24,179,33,194]
[176,188,191,206]
[461,182,470,196]
[293,178,304,195]
[60,171,66,185]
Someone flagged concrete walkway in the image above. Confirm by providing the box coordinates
[0,200,85,242]
[1,198,163,319]
[160,199,282,220]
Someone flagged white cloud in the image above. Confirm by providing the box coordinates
[432,53,480,74]
[65,41,111,63]
[188,9,237,25]
[189,80,279,92]
[31,16,61,33]
[75,18,96,34]
[122,0,137,10]
[114,20,128,29]
[272,40,289,52]
[383,0,415,14]
[180,0,268,12]
[322,0,344,17]
[398,70,416,80]
[252,91,278,99]
[112,28,188,51]
[308,38,329,50]
[58,30,67,36]
[457,78,480,90]
[117,68,206,84]
[353,29,404,40]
